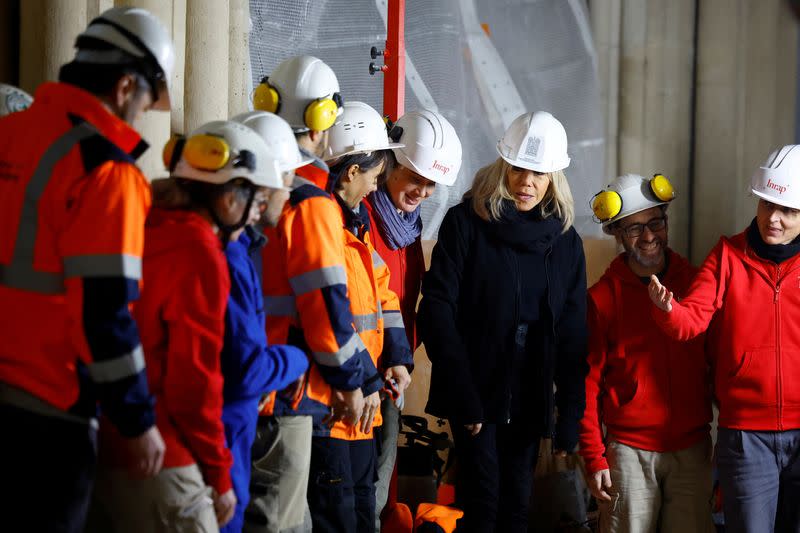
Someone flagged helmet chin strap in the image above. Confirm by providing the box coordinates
[207,186,256,246]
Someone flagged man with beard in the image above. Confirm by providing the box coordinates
[578,174,714,533]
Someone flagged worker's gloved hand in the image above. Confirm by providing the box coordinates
[125,425,165,478]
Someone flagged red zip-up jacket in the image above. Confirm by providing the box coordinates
[580,250,711,475]
[364,196,425,349]
[653,230,800,432]
[100,208,233,494]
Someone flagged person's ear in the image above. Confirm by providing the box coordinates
[112,73,138,108]
[344,164,360,183]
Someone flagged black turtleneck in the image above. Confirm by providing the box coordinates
[488,201,561,323]
[746,218,800,264]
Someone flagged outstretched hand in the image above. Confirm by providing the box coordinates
[648,274,673,312]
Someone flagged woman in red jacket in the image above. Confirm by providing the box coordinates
[650,144,800,533]
[361,109,463,527]
[94,120,283,532]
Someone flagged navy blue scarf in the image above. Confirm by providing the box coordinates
[368,185,422,250]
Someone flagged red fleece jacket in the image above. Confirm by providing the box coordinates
[653,230,800,432]
[364,197,425,349]
[100,208,233,494]
[580,250,712,475]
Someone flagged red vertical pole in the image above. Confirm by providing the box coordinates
[383,0,406,121]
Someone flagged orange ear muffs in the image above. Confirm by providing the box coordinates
[650,173,675,201]
[183,134,230,171]
[253,76,280,113]
[591,190,623,222]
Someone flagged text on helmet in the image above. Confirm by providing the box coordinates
[767,179,788,195]
[431,160,450,175]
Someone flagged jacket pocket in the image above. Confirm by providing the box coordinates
[780,345,800,406]
[725,348,777,407]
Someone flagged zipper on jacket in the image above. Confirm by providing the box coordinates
[544,247,556,438]
[507,252,521,425]
[776,266,783,430]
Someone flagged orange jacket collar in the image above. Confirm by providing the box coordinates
[33,82,148,158]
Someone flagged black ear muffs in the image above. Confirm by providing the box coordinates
[233,150,256,172]
[162,135,186,172]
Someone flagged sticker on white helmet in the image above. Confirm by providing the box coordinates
[525,136,541,158]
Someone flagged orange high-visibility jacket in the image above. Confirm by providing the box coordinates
[324,195,414,440]
[260,156,380,433]
[0,82,154,436]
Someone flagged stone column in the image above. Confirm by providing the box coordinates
[87,0,114,20]
[692,0,797,260]
[115,0,174,180]
[228,0,251,117]
[19,0,87,93]
[590,0,621,183]
[184,0,230,132]
[617,0,696,256]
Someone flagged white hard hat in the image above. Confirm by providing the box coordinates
[170,120,285,190]
[497,111,570,173]
[75,7,175,111]
[253,55,342,133]
[323,101,404,161]
[0,84,32,117]
[390,109,462,186]
[751,145,800,210]
[592,173,675,234]
[232,110,312,172]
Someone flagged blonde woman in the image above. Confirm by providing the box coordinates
[418,111,588,532]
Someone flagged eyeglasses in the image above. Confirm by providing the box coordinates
[618,216,666,238]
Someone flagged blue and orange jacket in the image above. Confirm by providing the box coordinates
[260,155,382,438]
[0,82,154,436]
[329,194,414,440]
[100,206,234,494]
[220,226,308,532]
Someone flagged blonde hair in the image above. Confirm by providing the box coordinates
[465,157,575,232]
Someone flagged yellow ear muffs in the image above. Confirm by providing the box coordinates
[650,173,675,202]
[183,134,230,171]
[162,134,185,172]
[253,78,280,113]
[304,97,339,131]
[591,190,623,222]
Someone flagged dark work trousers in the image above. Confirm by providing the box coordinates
[308,435,378,533]
[0,404,97,533]
[451,422,540,533]
[716,428,800,533]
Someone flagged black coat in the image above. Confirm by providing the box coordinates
[418,199,588,450]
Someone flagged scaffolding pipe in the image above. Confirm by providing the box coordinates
[383,0,405,121]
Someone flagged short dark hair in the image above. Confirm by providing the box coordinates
[58,38,158,100]
[328,150,394,193]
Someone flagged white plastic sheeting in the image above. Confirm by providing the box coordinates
[249,0,605,237]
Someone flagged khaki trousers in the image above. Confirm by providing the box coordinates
[244,415,313,533]
[599,438,714,533]
[89,464,218,533]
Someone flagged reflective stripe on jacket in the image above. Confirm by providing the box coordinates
[260,157,377,430]
[0,82,154,437]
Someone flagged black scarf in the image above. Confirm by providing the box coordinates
[335,194,370,241]
[746,217,800,264]
[486,200,562,253]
